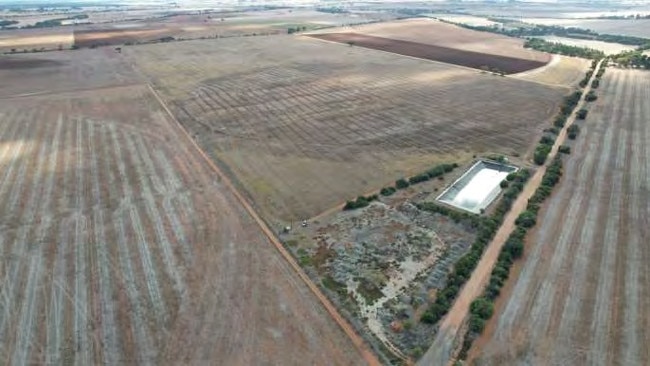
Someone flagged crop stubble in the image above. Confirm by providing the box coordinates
[473,69,650,365]
[127,36,565,224]
[0,52,363,364]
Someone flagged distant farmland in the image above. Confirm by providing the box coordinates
[309,33,547,74]
[472,69,650,365]
[128,36,565,225]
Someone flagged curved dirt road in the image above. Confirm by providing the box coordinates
[417,60,603,366]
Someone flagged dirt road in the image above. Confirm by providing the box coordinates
[417,60,603,366]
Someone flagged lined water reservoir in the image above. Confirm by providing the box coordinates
[437,160,518,214]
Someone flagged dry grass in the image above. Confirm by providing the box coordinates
[514,55,591,87]
[0,28,73,52]
[127,35,565,225]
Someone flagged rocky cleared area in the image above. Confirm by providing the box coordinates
[285,197,477,360]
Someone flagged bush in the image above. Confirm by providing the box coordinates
[567,124,580,140]
[516,210,537,228]
[534,144,552,165]
[395,178,409,190]
[343,194,378,210]
[585,90,598,101]
[380,187,396,196]
[500,180,509,188]
[576,109,588,120]
[559,145,571,154]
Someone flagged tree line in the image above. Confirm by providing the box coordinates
[524,38,605,60]
[343,163,458,211]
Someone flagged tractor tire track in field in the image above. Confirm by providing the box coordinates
[0,114,50,361]
[122,131,170,324]
[474,68,650,365]
[73,118,91,366]
[108,121,156,363]
[87,119,120,364]
[12,115,62,365]
[105,121,156,364]
[46,112,77,365]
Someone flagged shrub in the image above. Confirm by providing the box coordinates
[380,187,396,196]
[395,178,409,190]
[576,109,588,120]
[559,145,571,154]
[585,91,598,101]
[516,210,537,228]
[567,124,580,140]
[500,180,509,188]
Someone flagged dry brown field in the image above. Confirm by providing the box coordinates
[470,69,650,365]
[0,49,364,365]
[514,55,591,87]
[0,27,73,53]
[73,9,392,47]
[309,33,547,74]
[126,35,565,226]
[317,18,550,64]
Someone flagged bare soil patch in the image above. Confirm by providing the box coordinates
[309,33,547,74]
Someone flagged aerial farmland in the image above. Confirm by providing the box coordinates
[127,29,565,226]
[1,0,649,365]
[469,68,650,366]
[0,49,366,365]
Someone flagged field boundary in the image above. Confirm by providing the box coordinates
[146,84,381,366]
[417,59,604,366]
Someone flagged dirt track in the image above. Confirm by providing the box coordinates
[471,68,650,365]
[417,60,603,366]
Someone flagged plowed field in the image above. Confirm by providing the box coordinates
[471,69,650,365]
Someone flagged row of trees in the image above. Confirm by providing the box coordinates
[419,168,532,325]
[343,163,458,210]
[456,21,650,48]
[459,156,564,359]
[524,38,605,59]
[611,51,650,69]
